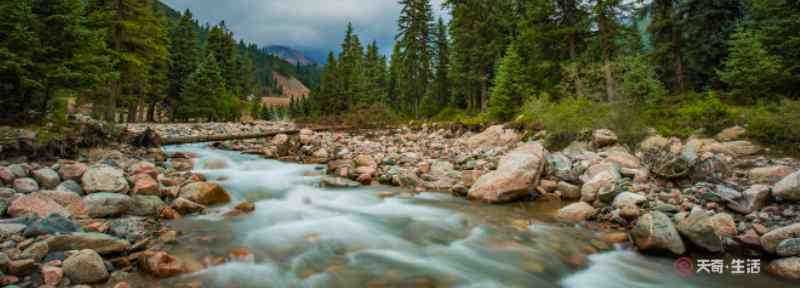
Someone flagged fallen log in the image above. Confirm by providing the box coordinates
[160,126,352,145]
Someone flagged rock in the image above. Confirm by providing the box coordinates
[38,190,88,217]
[749,166,793,184]
[129,195,167,217]
[170,158,194,171]
[7,164,30,178]
[774,170,800,201]
[131,175,159,196]
[463,125,520,150]
[546,153,576,182]
[63,249,109,284]
[234,201,255,213]
[227,247,255,263]
[83,193,132,218]
[8,193,70,218]
[767,257,800,279]
[777,238,800,257]
[23,214,80,237]
[761,223,800,254]
[468,142,547,203]
[556,181,580,200]
[178,182,230,206]
[639,135,670,152]
[592,129,618,147]
[201,158,229,170]
[716,126,746,141]
[0,223,26,236]
[128,161,158,178]
[81,165,129,194]
[727,185,770,214]
[354,154,376,168]
[41,266,64,286]
[32,168,60,189]
[7,259,35,276]
[108,217,158,242]
[580,163,621,203]
[139,251,184,278]
[56,180,83,194]
[630,211,686,255]
[556,202,596,223]
[612,192,647,209]
[58,162,87,181]
[13,177,39,194]
[712,141,761,157]
[171,197,206,215]
[20,241,48,261]
[675,208,734,253]
[0,166,15,184]
[320,176,361,188]
[46,232,130,255]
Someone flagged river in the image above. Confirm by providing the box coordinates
[148,144,790,288]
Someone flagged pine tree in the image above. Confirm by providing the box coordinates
[0,0,41,122]
[396,0,434,115]
[363,41,388,105]
[206,21,238,96]
[679,0,744,90]
[746,0,800,98]
[718,27,781,103]
[178,51,228,121]
[647,0,685,93]
[431,18,451,109]
[168,9,199,120]
[488,42,531,121]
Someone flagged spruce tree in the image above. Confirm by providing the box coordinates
[168,9,199,120]
[679,0,744,90]
[488,42,531,121]
[0,0,40,122]
[363,41,388,105]
[396,0,434,115]
[431,18,451,109]
[718,27,781,103]
[178,52,227,121]
[647,0,685,93]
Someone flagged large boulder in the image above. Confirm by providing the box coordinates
[23,214,80,237]
[675,208,735,253]
[171,197,206,215]
[630,211,686,255]
[178,182,230,206]
[749,165,793,184]
[7,193,70,218]
[580,162,621,203]
[32,168,60,189]
[468,142,547,203]
[58,162,87,181]
[556,202,596,223]
[761,224,800,254]
[63,249,109,284]
[463,125,521,150]
[774,170,800,201]
[777,238,800,257]
[81,165,129,194]
[37,190,88,217]
[83,193,132,218]
[727,185,770,214]
[46,232,130,255]
[767,257,800,279]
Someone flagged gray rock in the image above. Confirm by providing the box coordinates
[612,192,647,209]
[556,202,596,223]
[762,223,800,254]
[129,195,167,217]
[20,241,48,261]
[777,238,800,257]
[0,166,15,184]
[81,165,129,194]
[13,177,39,194]
[0,223,26,236]
[631,211,686,255]
[7,164,29,178]
[23,214,80,237]
[171,197,206,214]
[727,185,771,214]
[767,257,800,279]
[320,176,361,188]
[580,162,621,203]
[468,142,547,203]
[46,232,130,255]
[55,180,83,194]
[108,217,158,242]
[63,249,109,284]
[83,192,131,218]
[774,170,800,201]
[32,168,60,189]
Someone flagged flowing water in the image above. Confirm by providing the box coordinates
[153,144,792,288]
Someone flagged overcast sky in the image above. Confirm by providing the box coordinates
[162,0,448,57]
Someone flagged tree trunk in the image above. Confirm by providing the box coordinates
[107,0,124,123]
[672,27,686,94]
[597,0,616,102]
[147,100,157,122]
[568,31,585,98]
[480,73,488,112]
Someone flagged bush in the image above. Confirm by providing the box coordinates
[746,99,800,155]
[520,94,612,149]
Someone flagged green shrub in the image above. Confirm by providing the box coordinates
[675,91,735,135]
[746,99,800,155]
[521,95,612,149]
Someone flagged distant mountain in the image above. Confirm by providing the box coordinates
[263,45,316,66]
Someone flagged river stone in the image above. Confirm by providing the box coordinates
[108,217,158,242]
[83,193,132,218]
[774,170,800,201]
[23,214,80,237]
[56,180,83,194]
[546,153,575,182]
[463,125,521,150]
[592,129,618,148]
[7,193,70,218]
[81,165,129,194]
[178,182,230,205]
[13,177,39,194]
[320,176,361,188]
[46,232,130,255]
[139,250,184,278]
[20,241,48,261]
[42,265,63,286]
[612,192,647,209]
[32,168,60,189]
[675,208,734,253]
[580,162,621,203]
[750,166,793,184]
[8,164,30,178]
[37,190,88,217]
[604,151,641,169]
[131,174,159,196]
[761,223,800,254]
[727,185,770,214]
[777,238,800,257]
[171,197,206,214]
[58,162,87,181]
[0,223,26,236]
[767,257,800,279]
[631,211,686,255]
[129,195,167,217]
[63,249,109,284]
[0,166,15,184]
[468,142,547,203]
[556,181,580,200]
[557,202,596,223]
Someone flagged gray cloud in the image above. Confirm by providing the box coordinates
[162,0,447,56]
